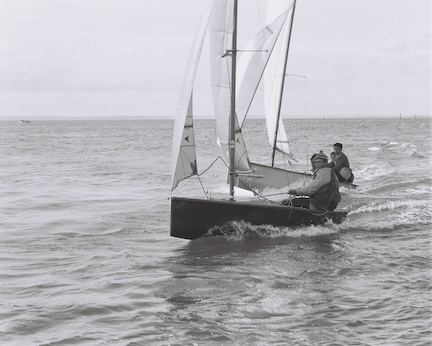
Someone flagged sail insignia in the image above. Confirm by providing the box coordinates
[172,95,198,190]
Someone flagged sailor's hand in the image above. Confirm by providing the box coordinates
[289,189,297,195]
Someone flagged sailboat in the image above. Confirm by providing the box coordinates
[170,0,348,240]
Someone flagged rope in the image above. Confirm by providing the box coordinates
[196,156,227,199]
[197,156,227,176]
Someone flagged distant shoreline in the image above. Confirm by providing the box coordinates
[1,115,430,121]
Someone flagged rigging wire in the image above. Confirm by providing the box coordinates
[208,119,222,199]
[300,0,312,172]
[299,0,309,172]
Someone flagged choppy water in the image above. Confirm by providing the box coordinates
[1,118,431,346]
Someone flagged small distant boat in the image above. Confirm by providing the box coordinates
[169,0,349,240]
[20,120,31,123]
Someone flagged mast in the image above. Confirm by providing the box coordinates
[271,0,297,166]
[229,0,238,200]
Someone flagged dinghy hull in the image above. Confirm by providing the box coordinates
[170,196,348,240]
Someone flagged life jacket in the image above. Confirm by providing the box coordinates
[309,167,341,213]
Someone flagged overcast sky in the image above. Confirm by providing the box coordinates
[0,0,430,118]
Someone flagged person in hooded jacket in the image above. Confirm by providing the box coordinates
[329,142,354,183]
[288,151,341,213]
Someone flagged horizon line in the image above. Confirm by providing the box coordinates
[1,114,430,120]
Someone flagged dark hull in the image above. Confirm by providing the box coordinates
[170,196,348,240]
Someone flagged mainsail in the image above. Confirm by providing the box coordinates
[208,0,250,173]
[171,1,214,190]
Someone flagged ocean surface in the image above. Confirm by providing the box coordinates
[1,117,431,346]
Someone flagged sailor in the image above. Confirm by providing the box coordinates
[329,142,354,183]
[310,153,317,172]
[288,151,341,213]
[330,151,336,163]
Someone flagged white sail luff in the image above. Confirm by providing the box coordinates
[172,96,197,191]
[235,10,289,127]
[265,0,295,159]
[209,0,232,154]
[209,0,251,173]
[171,1,214,191]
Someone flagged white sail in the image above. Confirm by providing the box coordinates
[172,96,198,191]
[209,0,250,172]
[265,0,295,159]
[235,9,289,127]
[171,1,214,191]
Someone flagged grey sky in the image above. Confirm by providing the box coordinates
[0,0,430,118]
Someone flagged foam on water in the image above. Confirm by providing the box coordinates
[205,219,343,241]
[357,163,394,180]
[344,196,431,231]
